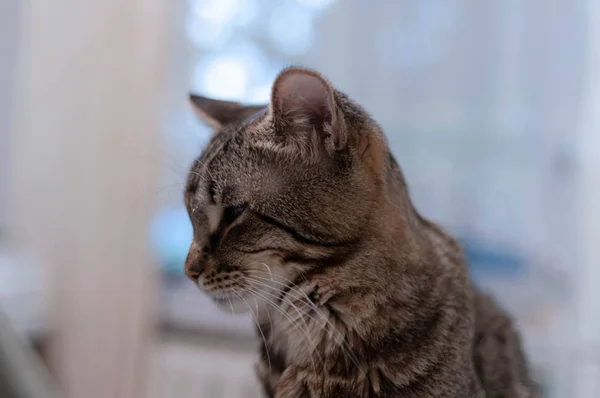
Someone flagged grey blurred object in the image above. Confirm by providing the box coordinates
[0,233,49,339]
[0,232,57,397]
[0,309,60,398]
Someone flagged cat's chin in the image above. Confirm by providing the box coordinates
[211,294,252,314]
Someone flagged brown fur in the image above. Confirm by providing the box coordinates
[183,67,539,397]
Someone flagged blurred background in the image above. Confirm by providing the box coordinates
[1,0,600,397]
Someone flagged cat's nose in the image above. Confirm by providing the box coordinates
[185,264,203,281]
[184,241,207,282]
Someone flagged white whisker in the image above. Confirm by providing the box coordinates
[261,263,275,281]
[232,289,272,374]
[244,283,326,371]
[246,273,362,371]
[189,158,215,181]
[227,297,235,315]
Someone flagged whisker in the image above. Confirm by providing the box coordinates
[244,285,308,338]
[246,273,363,371]
[246,278,323,327]
[244,280,334,371]
[246,275,335,334]
[262,293,274,341]
[261,263,274,281]
[244,284,326,371]
[232,289,272,374]
[227,297,235,315]
[244,291,325,374]
[189,158,215,181]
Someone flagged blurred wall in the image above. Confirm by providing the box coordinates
[0,0,19,228]
[10,1,170,397]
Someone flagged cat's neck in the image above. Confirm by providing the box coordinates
[259,157,475,380]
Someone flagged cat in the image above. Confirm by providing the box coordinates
[184,67,540,397]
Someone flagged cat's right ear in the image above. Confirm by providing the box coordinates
[270,67,346,153]
[189,94,266,129]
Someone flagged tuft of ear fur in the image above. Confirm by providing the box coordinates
[270,67,345,152]
[189,94,266,129]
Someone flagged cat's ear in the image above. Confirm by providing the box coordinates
[270,67,345,151]
[189,94,266,129]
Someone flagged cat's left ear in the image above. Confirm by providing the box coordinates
[270,67,346,151]
[189,94,266,129]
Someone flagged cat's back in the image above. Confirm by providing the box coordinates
[472,290,541,398]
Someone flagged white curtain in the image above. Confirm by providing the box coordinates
[10,1,170,397]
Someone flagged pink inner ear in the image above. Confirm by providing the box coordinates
[274,71,334,127]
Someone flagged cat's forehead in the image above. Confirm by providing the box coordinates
[199,109,267,160]
[186,129,255,195]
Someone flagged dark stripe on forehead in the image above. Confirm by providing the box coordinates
[203,131,229,165]
[186,110,264,199]
[192,129,232,181]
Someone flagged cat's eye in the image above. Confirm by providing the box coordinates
[224,204,247,224]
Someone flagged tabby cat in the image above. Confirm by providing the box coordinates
[184,67,539,397]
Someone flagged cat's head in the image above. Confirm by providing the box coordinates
[184,67,390,313]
